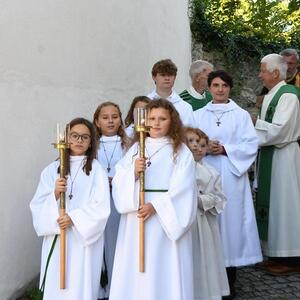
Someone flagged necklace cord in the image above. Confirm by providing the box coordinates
[69,159,85,200]
[100,137,119,172]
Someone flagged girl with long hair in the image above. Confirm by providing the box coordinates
[109,98,197,300]
[93,102,128,300]
[124,96,150,138]
[30,118,110,300]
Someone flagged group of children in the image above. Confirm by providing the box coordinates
[30,95,233,300]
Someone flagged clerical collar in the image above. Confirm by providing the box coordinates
[188,85,206,99]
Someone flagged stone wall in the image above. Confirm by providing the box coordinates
[192,41,263,115]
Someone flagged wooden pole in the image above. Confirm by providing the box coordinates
[139,130,145,272]
[59,146,66,289]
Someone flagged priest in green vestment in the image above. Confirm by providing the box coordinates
[254,53,300,274]
[180,60,213,111]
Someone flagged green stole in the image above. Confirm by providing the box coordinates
[180,89,212,111]
[256,84,300,240]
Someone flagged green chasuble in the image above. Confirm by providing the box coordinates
[256,84,300,241]
[180,89,212,111]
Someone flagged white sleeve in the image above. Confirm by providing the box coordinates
[151,148,197,241]
[68,164,111,246]
[255,94,300,147]
[112,144,140,213]
[224,111,258,176]
[198,172,226,215]
[30,164,60,237]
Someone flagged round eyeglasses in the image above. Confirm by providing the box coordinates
[69,132,91,143]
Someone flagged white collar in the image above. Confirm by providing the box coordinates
[188,85,206,99]
[100,135,121,142]
[146,136,171,144]
[205,99,237,113]
[70,155,87,162]
[149,89,182,104]
[267,81,286,96]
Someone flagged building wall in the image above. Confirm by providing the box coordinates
[0,1,191,299]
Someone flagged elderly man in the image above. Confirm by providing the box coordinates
[255,53,300,274]
[180,60,213,111]
[280,48,300,87]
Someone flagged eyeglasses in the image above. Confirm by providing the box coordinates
[69,132,91,143]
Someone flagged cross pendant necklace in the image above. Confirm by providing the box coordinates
[101,137,119,173]
[145,143,169,167]
[212,111,226,126]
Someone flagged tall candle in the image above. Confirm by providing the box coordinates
[57,123,60,144]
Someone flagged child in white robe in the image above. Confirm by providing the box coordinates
[30,118,110,300]
[184,127,229,300]
[147,59,196,126]
[124,96,150,139]
[93,102,129,299]
[109,98,197,300]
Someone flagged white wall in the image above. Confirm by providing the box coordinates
[0,1,191,298]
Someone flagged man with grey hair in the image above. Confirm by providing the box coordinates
[180,60,213,111]
[280,48,300,87]
[254,53,300,274]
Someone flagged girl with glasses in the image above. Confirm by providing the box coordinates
[30,117,110,300]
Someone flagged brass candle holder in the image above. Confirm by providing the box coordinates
[53,123,70,289]
[134,107,150,273]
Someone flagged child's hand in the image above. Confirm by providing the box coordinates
[134,158,147,179]
[55,178,67,200]
[138,203,156,221]
[57,214,73,230]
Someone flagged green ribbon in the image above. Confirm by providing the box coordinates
[40,235,58,292]
[31,235,58,300]
[144,189,168,192]
[256,84,300,240]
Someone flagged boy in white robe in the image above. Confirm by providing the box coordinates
[184,127,229,300]
[30,118,110,300]
[194,70,262,299]
[147,58,195,126]
[109,99,197,300]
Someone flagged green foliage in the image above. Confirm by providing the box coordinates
[25,286,43,300]
[190,0,300,62]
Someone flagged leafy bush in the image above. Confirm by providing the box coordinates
[190,0,300,62]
